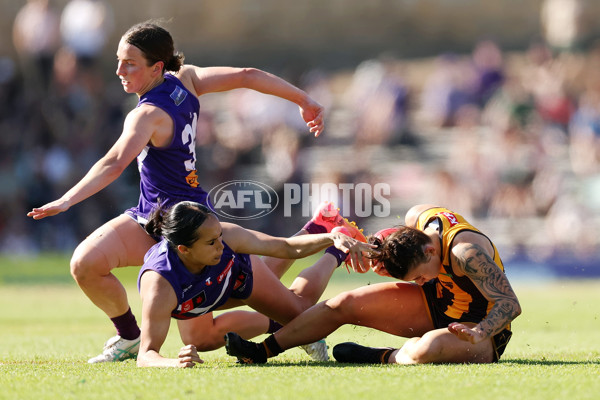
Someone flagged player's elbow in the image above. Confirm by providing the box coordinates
[502,298,522,322]
[513,301,522,319]
[98,154,128,180]
[105,165,125,181]
[237,67,262,87]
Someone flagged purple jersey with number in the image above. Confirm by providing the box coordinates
[138,240,254,320]
[132,74,208,223]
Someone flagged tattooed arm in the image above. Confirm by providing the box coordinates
[447,235,521,344]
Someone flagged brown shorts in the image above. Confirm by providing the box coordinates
[421,281,512,362]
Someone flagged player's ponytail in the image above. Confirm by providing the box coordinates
[146,201,214,248]
[145,203,167,238]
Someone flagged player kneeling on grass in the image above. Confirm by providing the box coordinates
[225,204,521,365]
[136,201,373,367]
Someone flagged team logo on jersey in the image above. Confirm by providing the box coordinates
[233,271,249,292]
[170,86,188,106]
[186,170,199,188]
[438,212,458,226]
[180,291,207,314]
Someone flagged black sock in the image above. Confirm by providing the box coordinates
[267,319,283,333]
[332,342,396,364]
[110,308,140,340]
[263,334,284,358]
[380,348,394,363]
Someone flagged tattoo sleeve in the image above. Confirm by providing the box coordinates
[453,243,521,338]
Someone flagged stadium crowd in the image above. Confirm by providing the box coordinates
[2,0,600,274]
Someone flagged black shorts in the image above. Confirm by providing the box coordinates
[421,282,512,362]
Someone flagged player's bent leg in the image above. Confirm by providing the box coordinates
[271,281,431,352]
[287,253,338,306]
[317,283,436,365]
[226,281,432,364]
[391,326,495,364]
[178,311,270,351]
[70,215,156,318]
[324,282,433,337]
[71,215,156,364]
[243,256,309,323]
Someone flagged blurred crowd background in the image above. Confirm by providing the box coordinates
[1,0,600,278]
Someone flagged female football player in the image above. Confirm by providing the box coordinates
[27,21,324,363]
[225,204,521,364]
[135,201,373,367]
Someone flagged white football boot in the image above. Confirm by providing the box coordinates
[300,339,329,362]
[87,335,140,363]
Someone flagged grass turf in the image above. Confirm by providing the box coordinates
[0,254,598,399]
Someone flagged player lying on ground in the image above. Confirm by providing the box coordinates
[225,204,521,364]
[136,200,374,367]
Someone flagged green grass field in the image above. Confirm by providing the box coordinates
[0,254,599,400]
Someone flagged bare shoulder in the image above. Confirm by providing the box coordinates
[450,231,496,278]
[124,104,172,146]
[404,204,439,227]
[139,270,176,299]
[126,103,169,123]
[453,230,494,255]
[173,65,200,96]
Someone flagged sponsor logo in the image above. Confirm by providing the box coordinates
[181,299,194,313]
[438,212,458,226]
[217,257,235,284]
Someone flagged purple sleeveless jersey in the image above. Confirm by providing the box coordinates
[138,240,254,320]
[127,74,209,225]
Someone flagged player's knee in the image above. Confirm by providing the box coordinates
[70,251,87,282]
[69,247,102,283]
[401,334,443,364]
[179,320,227,351]
[182,331,224,352]
[323,291,359,323]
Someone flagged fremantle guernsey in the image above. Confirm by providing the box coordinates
[139,240,254,320]
[133,74,209,223]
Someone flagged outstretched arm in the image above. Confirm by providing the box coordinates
[26,106,159,220]
[449,241,521,344]
[221,223,375,270]
[178,65,324,137]
[137,271,203,368]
